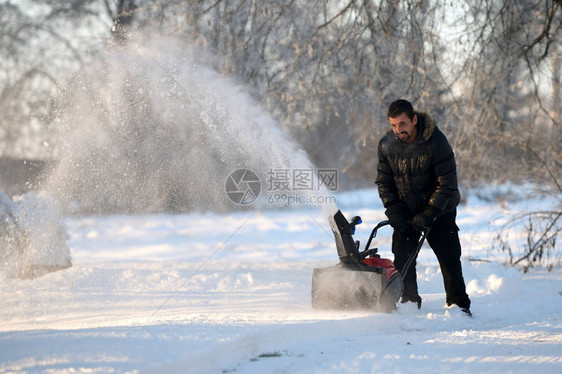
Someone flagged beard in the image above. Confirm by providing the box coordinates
[396,131,413,143]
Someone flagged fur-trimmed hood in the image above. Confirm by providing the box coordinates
[416,112,436,141]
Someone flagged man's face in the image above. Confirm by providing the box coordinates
[389,112,417,144]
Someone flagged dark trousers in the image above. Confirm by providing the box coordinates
[392,211,471,309]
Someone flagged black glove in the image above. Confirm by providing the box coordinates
[412,205,439,232]
[386,205,408,234]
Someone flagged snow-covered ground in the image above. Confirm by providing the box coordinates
[1,188,561,373]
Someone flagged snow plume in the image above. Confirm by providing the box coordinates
[46,33,338,216]
[0,190,71,279]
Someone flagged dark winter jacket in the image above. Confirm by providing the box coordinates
[376,112,460,218]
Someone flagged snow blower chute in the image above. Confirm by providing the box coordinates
[311,210,428,312]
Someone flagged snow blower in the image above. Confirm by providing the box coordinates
[311,209,428,312]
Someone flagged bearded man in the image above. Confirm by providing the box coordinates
[376,99,471,316]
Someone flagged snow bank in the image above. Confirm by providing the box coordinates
[0,190,71,279]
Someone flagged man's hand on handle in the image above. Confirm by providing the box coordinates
[412,205,439,232]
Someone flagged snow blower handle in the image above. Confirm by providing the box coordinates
[400,227,431,280]
[362,220,390,253]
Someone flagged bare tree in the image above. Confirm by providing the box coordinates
[0,0,109,159]
[455,0,561,268]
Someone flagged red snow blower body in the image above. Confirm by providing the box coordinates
[311,210,426,312]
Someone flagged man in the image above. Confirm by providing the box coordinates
[375,99,472,316]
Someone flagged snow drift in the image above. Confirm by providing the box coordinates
[0,190,71,279]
